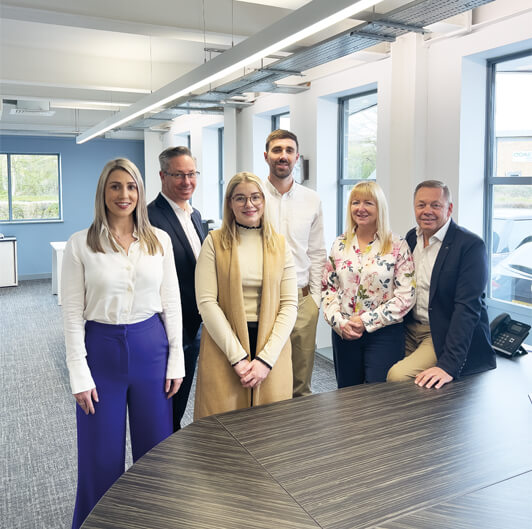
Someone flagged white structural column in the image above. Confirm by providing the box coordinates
[314,95,339,350]
[144,130,165,203]
[223,107,238,183]
[388,33,428,235]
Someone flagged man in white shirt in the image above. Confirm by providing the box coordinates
[148,146,206,430]
[263,129,327,397]
[387,180,495,389]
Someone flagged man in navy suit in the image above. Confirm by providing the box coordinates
[387,180,495,389]
[148,146,206,430]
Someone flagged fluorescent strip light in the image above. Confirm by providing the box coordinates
[77,0,383,144]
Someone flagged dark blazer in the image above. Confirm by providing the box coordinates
[406,219,496,379]
[148,193,206,345]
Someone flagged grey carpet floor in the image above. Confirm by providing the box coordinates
[1,279,337,528]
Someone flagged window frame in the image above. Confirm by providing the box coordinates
[337,89,378,234]
[484,49,532,316]
[271,111,290,131]
[0,152,63,224]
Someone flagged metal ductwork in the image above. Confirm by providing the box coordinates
[122,0,495,131]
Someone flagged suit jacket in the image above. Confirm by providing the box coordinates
[148,193,206,346]
[406,219,496,379]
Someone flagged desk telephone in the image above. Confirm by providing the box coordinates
[490,313,530,357]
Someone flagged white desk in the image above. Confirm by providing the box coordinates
[50,241,67,304]
[0,237,18,287]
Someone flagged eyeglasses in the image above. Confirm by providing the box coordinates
[164,171,200,180]
[231,193,264,206]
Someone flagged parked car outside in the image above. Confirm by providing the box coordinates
[491,211,532,306]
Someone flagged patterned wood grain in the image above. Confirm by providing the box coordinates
[83,355,532,529]
[377,471,532,529]
[217,356,532,529]
[82,416,321,529]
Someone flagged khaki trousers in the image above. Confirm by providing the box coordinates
[291,290,319,397]
[386,320,437,381]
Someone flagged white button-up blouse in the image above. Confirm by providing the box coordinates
[61,227,184,394]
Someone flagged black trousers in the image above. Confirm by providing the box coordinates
[332,322,405,388]
[172,326,201,431]
[248,321,258,359]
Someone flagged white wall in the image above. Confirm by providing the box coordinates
[154,2,532,351]
[425,8,532,235]
[144,130,164,203]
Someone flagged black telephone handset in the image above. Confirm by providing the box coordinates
[490,313,530,357]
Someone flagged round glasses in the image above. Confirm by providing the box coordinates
[231,193,263,206]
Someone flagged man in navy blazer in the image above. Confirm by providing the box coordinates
[387,180,495,389]
[148,146,206,430]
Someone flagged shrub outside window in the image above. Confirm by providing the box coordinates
[337,90,377,233]
[0,153,61,223]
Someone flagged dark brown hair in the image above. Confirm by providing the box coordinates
[265,129,299,152]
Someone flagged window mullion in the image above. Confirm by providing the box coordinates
[7,154,13,221]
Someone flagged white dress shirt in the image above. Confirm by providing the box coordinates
[61,227,184,394]
[161,192,202,258]
[264,179,327,307]
[412,218,451,324]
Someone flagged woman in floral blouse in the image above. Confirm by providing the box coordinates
[322,181,416,387]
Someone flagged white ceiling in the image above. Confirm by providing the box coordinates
[0,0,518,137]
[0,0,301,134]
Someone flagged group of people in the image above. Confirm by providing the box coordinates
[62,129,496,528]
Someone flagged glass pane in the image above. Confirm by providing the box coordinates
[340,184,355,232]
[495,137,532,177]
[343,93,377,181]
[279,114,290,131]
[11,154,60,220]
[0,155,8,221]
[339,92,378,234]
[491,185,532,307]
[494,71,532,178]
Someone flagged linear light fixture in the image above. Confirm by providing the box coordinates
[77,0,384,144]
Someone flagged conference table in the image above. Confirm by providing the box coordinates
[83,355,532,529]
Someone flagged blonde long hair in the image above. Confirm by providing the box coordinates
[86,158,163,255]
[219,172,276,250]
[345,181,392,254]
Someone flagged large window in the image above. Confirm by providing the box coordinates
[0,153,61,222]
[271,111,290,131]
[486,51,532,310]
[337,91,377,233]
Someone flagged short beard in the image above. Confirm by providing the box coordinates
[271,166,292,180]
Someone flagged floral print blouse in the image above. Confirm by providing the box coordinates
[321,232,416,335]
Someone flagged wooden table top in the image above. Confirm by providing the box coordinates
[83,355,532,529]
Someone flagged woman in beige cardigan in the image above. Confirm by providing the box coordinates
[194,172,298,419]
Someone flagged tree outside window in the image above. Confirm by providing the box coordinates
[0,153,61,222]
[338,91,377,233]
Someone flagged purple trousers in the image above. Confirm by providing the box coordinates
[72,314,172,529]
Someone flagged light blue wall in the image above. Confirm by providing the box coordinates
[0,135,144,279]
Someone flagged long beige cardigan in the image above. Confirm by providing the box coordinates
[194,229,293,420]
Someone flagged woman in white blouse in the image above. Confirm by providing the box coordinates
[61,158,184,529]
[194,172,298,419]
[322,181,415,388]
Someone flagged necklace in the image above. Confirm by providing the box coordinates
[236,222,261,230]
